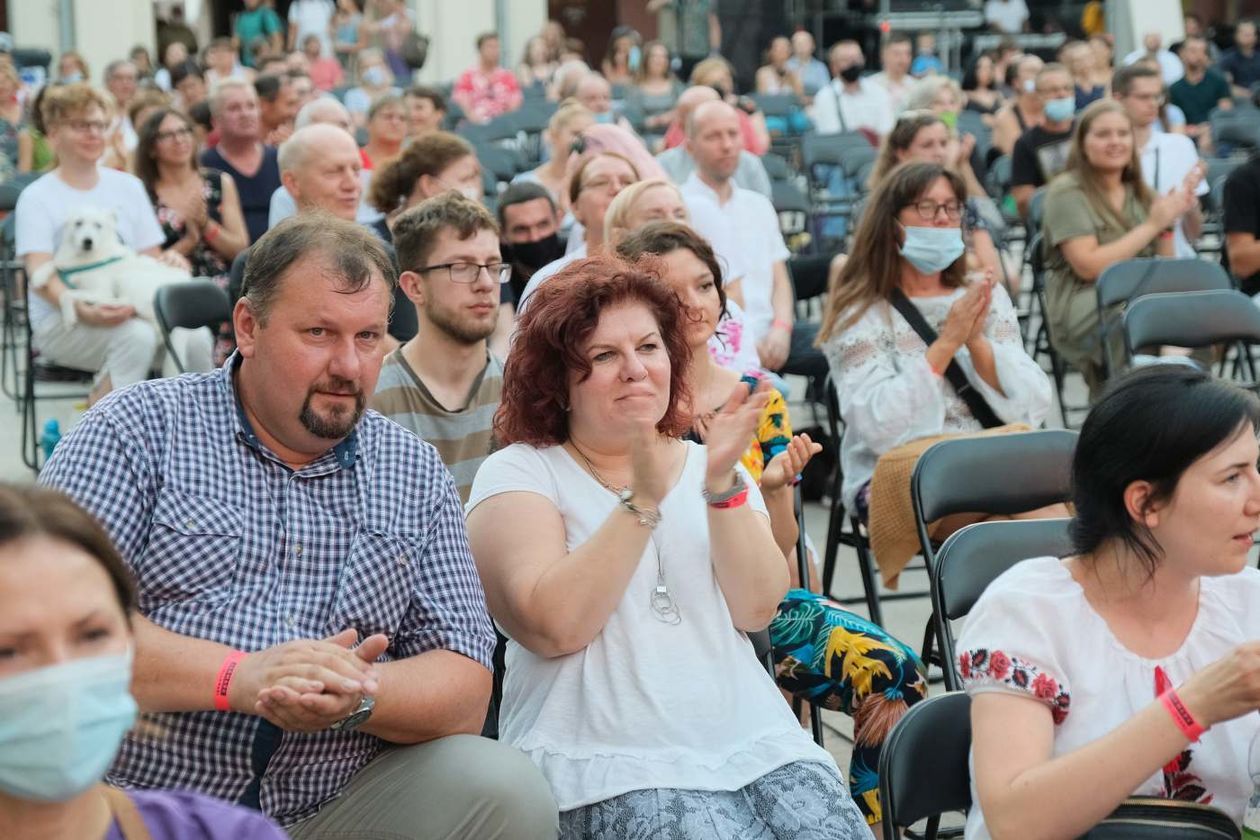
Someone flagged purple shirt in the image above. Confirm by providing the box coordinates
[105,789,287,840]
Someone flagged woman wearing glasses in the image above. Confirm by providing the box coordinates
[134,108,249,366]
[1041,99,1198,400]
[816,161,1051,527]
[14,84,183,405]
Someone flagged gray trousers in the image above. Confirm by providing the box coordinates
[288,735,558,840]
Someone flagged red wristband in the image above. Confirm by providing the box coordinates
[772,318,792,333]
[1158,688,1206,742]
[204,221,220,243]
[213,651,246,712]
[707,486,749,509]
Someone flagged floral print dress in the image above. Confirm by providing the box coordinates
[152,168,233,364]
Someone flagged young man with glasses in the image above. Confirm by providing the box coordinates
[1113,63,1206,257]
[371,192,507,502]
[15,83,180,405]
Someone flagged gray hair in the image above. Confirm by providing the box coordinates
[904,75,963,112]
[242,213,396,325]
[294,95,351,130]
[209,78,256,116]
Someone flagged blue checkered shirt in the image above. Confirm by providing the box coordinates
[39,355,495,826]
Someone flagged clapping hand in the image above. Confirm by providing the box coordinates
[703,379,772,489]
[233,629,389,732]
[761,433,824,492]
[939,273,993,349]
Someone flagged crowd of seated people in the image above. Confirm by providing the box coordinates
[9,9,1260,839]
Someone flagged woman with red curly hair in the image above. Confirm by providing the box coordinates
[466,257,866,838]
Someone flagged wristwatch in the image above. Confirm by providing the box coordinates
[329,696,375,732]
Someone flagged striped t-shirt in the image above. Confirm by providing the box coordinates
[370,349,502,502]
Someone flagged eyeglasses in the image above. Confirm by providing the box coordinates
[66,119,109,135]
[580,174,631,194]
[417,261,512,284]
[155,126,193,142]
[906,200,963,222]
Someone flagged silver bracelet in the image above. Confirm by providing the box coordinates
[701,470,747,505]
[618,488,662,528]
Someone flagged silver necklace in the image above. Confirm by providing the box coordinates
[571,443,681,625]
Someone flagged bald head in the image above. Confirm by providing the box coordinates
[295,96,352,132]
[575,73,612,113]
[685,100,742,184]
[686,98,738,139]
[279,124,363,219]
[676,85,720,128]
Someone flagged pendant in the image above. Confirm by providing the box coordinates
[650,581,682,625]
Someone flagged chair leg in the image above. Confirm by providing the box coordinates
[854,523,885,628]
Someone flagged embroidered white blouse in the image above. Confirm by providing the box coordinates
[958,557,1260,838]
[820,285,1052,509]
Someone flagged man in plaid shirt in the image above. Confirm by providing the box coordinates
[40,214,557,838]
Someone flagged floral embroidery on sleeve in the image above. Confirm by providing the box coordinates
[959,648,1071,724]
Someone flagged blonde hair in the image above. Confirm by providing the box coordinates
[548,99,594,136]
[689,56,733,88]
[904,75,963,113]
[40,83,114,131]
[603,178,688,245]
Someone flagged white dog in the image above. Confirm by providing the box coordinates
[30,206,192,327]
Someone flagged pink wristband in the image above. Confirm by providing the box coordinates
[213,651,246,712]
[1158,688,1206,742]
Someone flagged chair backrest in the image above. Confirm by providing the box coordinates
[761,152,792,181]
[788,253,833,305]
[153,280,232,333]
[752,92,799,117]
[878,691,973,839]
[1124,289,1260,359]
[1096,258,1232,310]
[932,518,1074,689]
[912,429,1077,526]
[1026,187,1047,237]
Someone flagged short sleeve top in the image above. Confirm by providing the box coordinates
[957,557,1260,838]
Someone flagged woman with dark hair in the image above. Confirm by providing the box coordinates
[961,52,1004,120]
[0,484,287,839]
[17,84,57,174]
[817,162,1051,534]
[1041,99,1198,398]
[628,41,682,134]
[366,130,481,240]
[466,259,868,839]
[618,222,928,834]
[961,364,1260,838]
[134,108,248,365]
[867,111,1006,284]
[601,26,640,88]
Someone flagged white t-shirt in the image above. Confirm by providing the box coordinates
[984,0,1029,34]
[1140,131,1208,258]
[465,441,836,810]
[958,557,1260,839]
[1123,49,1185,86]
[809,77,895,137]
[15,169,165,329]
[681,173,790,345]
[288,0,335,57]
[867,71,912,115]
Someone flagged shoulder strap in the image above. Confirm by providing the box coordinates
[831,82,849,133]
[888,289,1005,429]
[100,786,155,840]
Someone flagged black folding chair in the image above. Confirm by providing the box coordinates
[1122,289,1260,381]
[771,178,812,241]
[878,691,973,840]
[1095,258,1233,379]
[931,518,1074,691]
[911,430,1077,666]
[153,281,233,374]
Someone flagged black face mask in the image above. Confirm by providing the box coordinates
[502,233,565,273]
[839,63,864,83]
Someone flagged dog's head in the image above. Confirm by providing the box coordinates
[63,208,121,259]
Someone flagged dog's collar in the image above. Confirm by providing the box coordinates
[57,255,126,288]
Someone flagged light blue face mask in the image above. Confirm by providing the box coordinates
[0,651,137,802]
[361,65,387,87]
[1044,95,1076,122]
[899,224,965,274]
[628,45,642,73]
